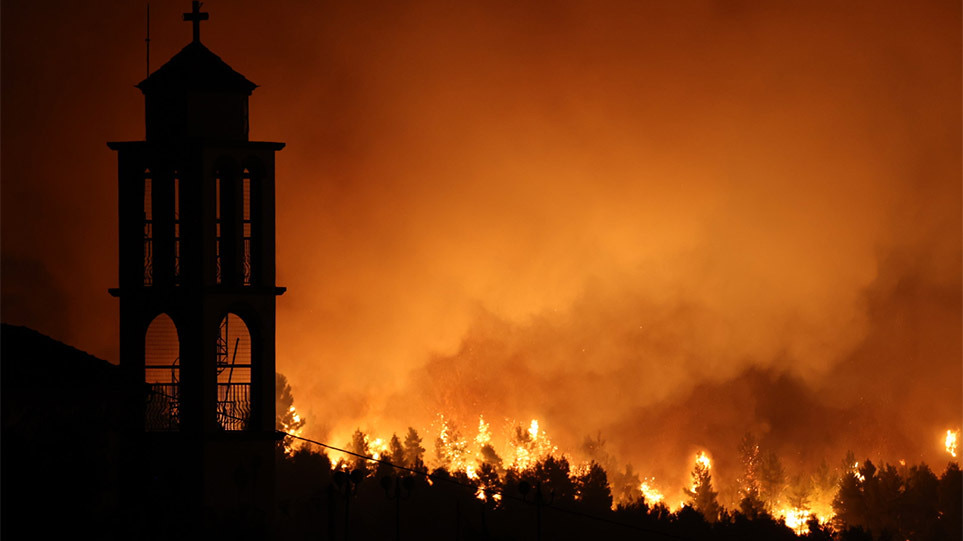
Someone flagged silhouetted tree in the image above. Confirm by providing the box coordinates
[534,455,576,504]
[683,455,720,522]
[821,459,962,541]
[805,514,836,541]
[937,462,962,540]
[900,463,939,540]
[576,461,613,514]
[673,505,712,539]
[833,458,873,532]
[275,445,332,539]
[403,427,426,470]
[479,443,504,473]
[388,433,404,464]
[275,372,305,452]
[476,462,503,504]
[374,433,406,478]
[347,428,370,472]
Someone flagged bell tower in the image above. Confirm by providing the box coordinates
[108,2,284,534]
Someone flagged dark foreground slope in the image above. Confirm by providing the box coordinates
[1,324,135,539]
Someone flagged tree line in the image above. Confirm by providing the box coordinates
[275,426,962,541]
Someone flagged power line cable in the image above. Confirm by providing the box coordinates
[278,430,696,541]
[153,397,699,540]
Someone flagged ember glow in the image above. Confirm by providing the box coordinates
[694,451,711,472]
[852,462,866,483]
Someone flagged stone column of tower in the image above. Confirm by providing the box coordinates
[108,4,284,535]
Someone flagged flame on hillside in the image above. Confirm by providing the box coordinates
[946,429,959,458]
[300,401,960,533]
[279,405,305,455]
[639,479,664,505]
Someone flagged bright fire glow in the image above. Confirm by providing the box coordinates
[369,437,388,460]
[436,415,470,473]
[776,506,832,535]
[320,415,886,531]
[511,418,557,470]
[280,405,305,454]
[778,507,813,535]
[688,451,712,493]
[945,429,959,458]
[476,416,491,447]
[695,451,711,470]
[639,479,664,505]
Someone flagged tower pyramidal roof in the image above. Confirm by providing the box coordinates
[137,40,257,95]
[122,1,268,142]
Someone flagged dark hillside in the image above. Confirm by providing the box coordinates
[1,324,135,539]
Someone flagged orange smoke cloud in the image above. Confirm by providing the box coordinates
[2,0,959,496]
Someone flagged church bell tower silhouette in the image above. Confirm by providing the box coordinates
[108,2,284,530]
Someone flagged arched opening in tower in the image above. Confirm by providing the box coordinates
[145,313,180,431]
[216,313,252,430]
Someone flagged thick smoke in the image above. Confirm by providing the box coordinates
[2,0,959,499]
[264,0,961,478]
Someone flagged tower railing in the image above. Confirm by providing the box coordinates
[216,383,251,430]
[145,382,180,431]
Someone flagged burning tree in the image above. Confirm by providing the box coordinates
[683,451,721,522]
[276,372,306,453]
[737,433,765,518]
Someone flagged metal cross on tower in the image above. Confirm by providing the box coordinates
[183,1,209,43]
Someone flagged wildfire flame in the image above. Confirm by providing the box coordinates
[945,429,959,458]
[688,451,712,494]
[639,479,664,505]
[476,416,491,447]
[695,451,711,470]
[780,507,809,534]
[323,416,956,529]
[369,437,389,460]
[511,418,557,470]
[436,415,471,472]
[307,416,963,532]
[776,506,832,535]
[280,405,305,454]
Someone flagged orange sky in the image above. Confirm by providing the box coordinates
[2,0,960,496]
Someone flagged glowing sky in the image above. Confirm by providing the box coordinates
[2,0,960,494]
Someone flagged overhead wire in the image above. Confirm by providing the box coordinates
[278,429,696,541]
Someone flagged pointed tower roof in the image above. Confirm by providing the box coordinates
[136,41,257,95]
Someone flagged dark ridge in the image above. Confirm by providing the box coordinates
[1,324,135,539]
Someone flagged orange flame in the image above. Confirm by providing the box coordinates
[945,429,959,458]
